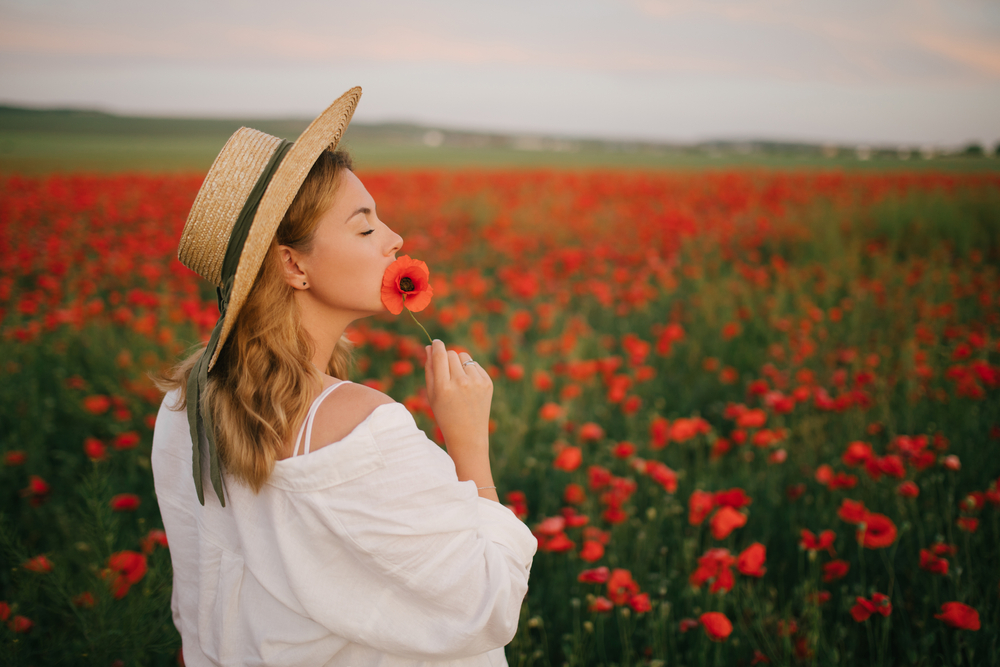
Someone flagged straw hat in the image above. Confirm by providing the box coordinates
[178,86,362,371]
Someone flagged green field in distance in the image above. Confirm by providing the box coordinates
[1,105,997,173]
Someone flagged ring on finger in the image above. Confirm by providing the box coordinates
[462,360,477,367]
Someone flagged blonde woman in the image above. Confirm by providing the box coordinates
[152,87,535,666]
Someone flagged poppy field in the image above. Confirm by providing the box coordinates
[1,166,999,665]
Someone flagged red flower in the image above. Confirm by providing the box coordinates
[113,431,141,450]
[713,488,752,509]
[553,446,582,472]
[690,548,736,592]
[709,506,747,540]
[140,529,169,554]
[110,493,141,512]
[73,591,96,608]
[800,529,836,556]
[607,568,640,605]
[645,461,677,493]
[857,512,897,549]
[688,490,716,526]
[919,549,949,575]
[611,441,635,459]
[700,611,733,641]
[934,602,980,630]
[579,540,605,563]
[679,618,701,633]
[956,516,979,533]
[563,483,586,505]
[539,402,563,421]
[7,615,32,633]
[737,542,766,577]
[628,593,651,613]
[105,551,148,599]
[23,555,53,573]
[82,395,111,415]
[0,601,8,621]
[589,596,614,613]
[84,437,107,461]
[842,441,874,466]
[578,566,610,584]
[578,422,605,442]
[381,255,433,315]
[897,481,919,498]
[3,450,27,466]
[851,593,891,622]
[837,499,867,524]
[822,559,850,582]
[543,533,575,553]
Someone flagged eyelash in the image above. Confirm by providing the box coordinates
[361,229,375,236]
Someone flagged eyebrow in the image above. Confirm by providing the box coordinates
[345,207,371,223]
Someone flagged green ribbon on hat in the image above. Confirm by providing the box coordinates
[186,139,294,506]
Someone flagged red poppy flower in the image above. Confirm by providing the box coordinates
[113,431,140,450]
[800,529,836,556]
[140,528,169,554]
[607,568,640,605]
[73,591,96,608]
[842,441,874,466]
[822,559,850,582]
[919,549,949,575]
[110,493,141,512]
[381,256,433,315]
[0,601,9,621]
[897,481,919,498]
[553,446,582,472]
[934,602,980,630]
[710,507,747,540]
[679,618,700,633]
[837,499,867,524]
[700,611,733,641]
[737,542,766,577]
[542,532,575,553]
[3,450,26,466]
[84,437,107,461]
[646,461,678,493]
[82,395,111,415]
[578,566,610,584]
[539,402,563,421]
[22,555,53,573]
[563,483,586,505]
[688,490,716,526]
[105,551,148,599]
[713,488,752,509]
[579,422,605,442]
[956,516,979,533]
[579,540,605,563]
[857,512,897,549]
[589,596,614,613]
[611,441,635,459]
[7,615,32,633]
[628,593,651,614]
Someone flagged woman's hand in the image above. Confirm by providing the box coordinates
[424,339,498,501]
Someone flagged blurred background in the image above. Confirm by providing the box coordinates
[1,0,999,171]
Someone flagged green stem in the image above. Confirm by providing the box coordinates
[403,296,433,344]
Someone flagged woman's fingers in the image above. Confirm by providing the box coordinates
[447,349,467,383]
[430,339,450,386]
[424,345,435,393]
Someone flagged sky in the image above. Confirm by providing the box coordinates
[1,0,999,148]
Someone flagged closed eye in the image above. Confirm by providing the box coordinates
[361,229,375,236]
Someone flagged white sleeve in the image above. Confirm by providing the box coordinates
[285,406,536,661]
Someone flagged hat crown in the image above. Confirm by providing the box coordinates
[178,128,287,287]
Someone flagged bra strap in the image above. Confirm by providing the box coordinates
[292,381,352,457]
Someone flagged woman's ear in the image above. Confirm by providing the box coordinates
[278,245,308,289]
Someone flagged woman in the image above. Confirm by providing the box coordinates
[152,87,536,666]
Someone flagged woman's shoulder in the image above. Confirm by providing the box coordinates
[306,381,400,453]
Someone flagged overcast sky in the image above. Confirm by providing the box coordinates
[1,0,998,147]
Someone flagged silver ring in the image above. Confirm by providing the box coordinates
[462,360,477,367]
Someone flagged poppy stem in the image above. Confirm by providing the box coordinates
[403,296,433,344]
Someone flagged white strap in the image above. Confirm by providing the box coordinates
[291,381,352,457]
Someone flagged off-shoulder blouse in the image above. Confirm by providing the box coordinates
[151,385,536,666]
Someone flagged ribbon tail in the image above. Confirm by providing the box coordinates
[198,344,226,508]
[186,354,206,506]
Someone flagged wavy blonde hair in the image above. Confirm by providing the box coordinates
[156,150,355,491]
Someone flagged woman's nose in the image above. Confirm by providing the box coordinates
[386,228,403,256]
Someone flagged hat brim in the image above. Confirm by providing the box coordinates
[207,86,361,371]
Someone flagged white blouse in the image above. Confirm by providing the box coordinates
[151,384,536,667]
